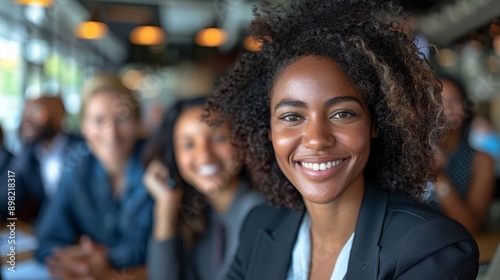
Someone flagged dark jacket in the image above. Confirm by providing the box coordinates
[35,141,153,268]
[3,134,84,223]
[226,186,479,280]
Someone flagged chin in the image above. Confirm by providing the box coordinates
[198,183,227,197]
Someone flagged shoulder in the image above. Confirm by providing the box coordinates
[59,150,95,187]
[239,189,266,213]
[379,192,478,276]
[237,204,296,240]
[383,192,475,242]
[244,204,296,226]
[473,150,494,167]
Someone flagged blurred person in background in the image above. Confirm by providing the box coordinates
[1,96,83,224]
[470,115,500,161]
[469,114,500,197]
[142,97,264,280]
[35,73,153,280]
[431,76,496,234]
[0,123,13,220]
[0,123,12,177]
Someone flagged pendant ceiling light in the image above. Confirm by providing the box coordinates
[195,27,228,47]
[15,0,53,8]
[130,25,166,46]
[75,8,108,40]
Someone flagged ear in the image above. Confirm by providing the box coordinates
[371,122,379,138]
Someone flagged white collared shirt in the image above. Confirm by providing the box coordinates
[286,213,355,280]
[35,133,68,199]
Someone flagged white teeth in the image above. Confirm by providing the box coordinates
[312,163,319,171]
[300,159,344,171]
[319,163,326,171]
[198,165,219,176]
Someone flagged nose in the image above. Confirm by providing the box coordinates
[196,139,216,162]
[302,117,335,151]
[100,119,119,141]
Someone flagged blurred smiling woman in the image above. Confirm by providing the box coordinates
[143,97,263,280]
[35,73,153,280]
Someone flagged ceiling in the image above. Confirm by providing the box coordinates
[71,0,499,65]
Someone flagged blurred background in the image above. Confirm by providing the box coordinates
[1,0,500,278]
[0,0,500,151]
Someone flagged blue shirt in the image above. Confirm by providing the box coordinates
[35,142,153,268]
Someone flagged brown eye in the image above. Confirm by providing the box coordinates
[331,111,354,119]
[280,113,303,122]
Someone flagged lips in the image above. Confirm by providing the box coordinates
[300,159,344,171]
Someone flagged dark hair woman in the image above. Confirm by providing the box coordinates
[142,97,263,280]
[205,0,479,279]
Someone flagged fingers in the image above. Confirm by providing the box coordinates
[148,160,170,182]
[79,235,94,254]
[143,161,170,193]
[143,160,181,201]
[51,245,91,278]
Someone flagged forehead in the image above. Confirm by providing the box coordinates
[174,106,230,138]
[271,56,364,104]
[84,92,128,115]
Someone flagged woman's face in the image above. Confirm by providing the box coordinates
[270,56,375,204]
[81,91,139,170]
[441,79,466,129]
[174,106,239,195]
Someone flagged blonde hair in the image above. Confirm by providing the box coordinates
[80,73,141,121]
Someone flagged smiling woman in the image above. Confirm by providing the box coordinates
[35,73,153,280]
[270,57,374,207]
[141,97,264,280]
[205,0,480,279]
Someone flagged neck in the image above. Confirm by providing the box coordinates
[40,132,58,150]
[109,172,125,197]
[305,176,364,243]
[207,176,241,215]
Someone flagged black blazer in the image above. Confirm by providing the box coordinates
[225,186,479,279]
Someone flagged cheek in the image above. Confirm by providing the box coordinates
[271,126,299,149]
[175,149,191,175]
[82,123,100,142]
[218,145,240,174]
[336,126,372,156]
[117,124,137,142]
[271,128,300,169]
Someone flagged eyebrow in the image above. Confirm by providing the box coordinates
[274,96,363,112]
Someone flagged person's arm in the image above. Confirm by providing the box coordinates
[143,160,185,280]
[147,235,184,280]
[35,172,79,263]
[436,152,495,234]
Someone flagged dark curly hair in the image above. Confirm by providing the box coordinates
[205,0,446,210]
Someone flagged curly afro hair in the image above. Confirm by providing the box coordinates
[206,0,446,210]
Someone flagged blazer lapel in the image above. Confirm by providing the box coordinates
[345,186,388,280]
[247,209,304,280]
